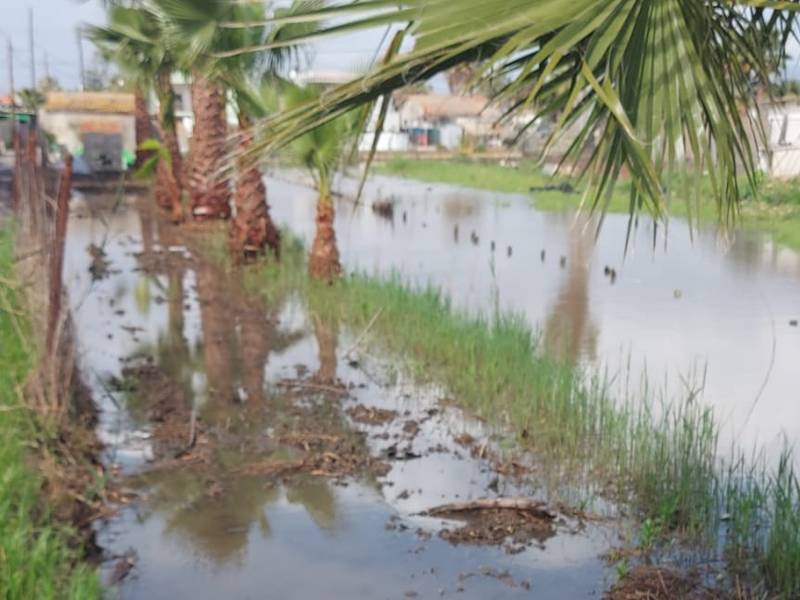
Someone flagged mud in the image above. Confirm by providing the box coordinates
[436,506,556,553]
[604,566,720,600]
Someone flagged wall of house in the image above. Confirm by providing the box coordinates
[758,103,800,178]
[40,111,136,161]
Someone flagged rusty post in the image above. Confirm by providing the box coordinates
[10,130,21,212]
[46,154,73,356]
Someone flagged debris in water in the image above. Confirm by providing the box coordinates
[109,549,137,585]
[428,498,556,551]
[790,319,798,327]
[88,243,111,281]
[673,289,683,299]
[529,182,576,194]
[371,199,395,220]
[385,443,421,461]
[347,404,398,425]
[559,256,567,268]
[604,565,712,600]
[470,230,479,245]
[540,249,546,262]
[507,246,512,257]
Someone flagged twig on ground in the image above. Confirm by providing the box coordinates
[345,307,384,358]
[275,380,349,396]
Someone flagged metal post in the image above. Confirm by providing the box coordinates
[28,7,36,89]
[47,154,73,356]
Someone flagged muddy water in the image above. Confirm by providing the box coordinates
[268,171,800,458]
[64,194,615,598]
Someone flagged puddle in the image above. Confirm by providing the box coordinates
[63,194,615,598]
[268,170,800,460]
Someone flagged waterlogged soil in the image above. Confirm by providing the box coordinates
[268,170,800,462]
[63,194,620,598]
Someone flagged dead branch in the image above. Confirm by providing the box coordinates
[275,380,349,396]
[427,497,555,519]
[345,306,384,358]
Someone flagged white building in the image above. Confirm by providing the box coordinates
[758,97,800,178]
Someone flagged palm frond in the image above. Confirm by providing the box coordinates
[235,0,800,230]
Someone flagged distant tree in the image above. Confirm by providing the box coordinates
[17,88,46,112]
[38,76,61,93]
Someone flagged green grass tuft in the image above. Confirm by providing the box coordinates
[249,233,800,597]
[0,224,101,600]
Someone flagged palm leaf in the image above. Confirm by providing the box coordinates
[231,0,800,232]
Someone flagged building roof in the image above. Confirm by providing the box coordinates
[292,69,360,86]
[44,92,135,115]
[400,94,491,118]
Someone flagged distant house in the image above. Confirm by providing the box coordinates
[0,95,36,154]
[40,92,136,172]
[757,96,800,178]
[397,93,503,149]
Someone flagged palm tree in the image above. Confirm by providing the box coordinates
[17,89,45,113]
[229,1,798,233]
[86,6,184,222]
[259,81,362,280]
[148,0,237,221]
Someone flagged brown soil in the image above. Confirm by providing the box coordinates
[433,504,556,553]
[346,404,399,425]
[119,364,208,462]
[604,566,720,600]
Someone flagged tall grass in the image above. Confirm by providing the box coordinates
[247,234,800,597]
[0,224,100,600]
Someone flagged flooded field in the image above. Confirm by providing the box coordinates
[61,172,800,597]
[269,171,800,459]
[64,194,616,598]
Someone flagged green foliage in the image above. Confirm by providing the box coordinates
[242,1,800,236]
[134,138,172,180]
[254,80,364,197]
[0,225,100,600]
[241,232,800,597]
[17,88,46,112]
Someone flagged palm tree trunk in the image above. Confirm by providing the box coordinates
[308,195,341,281]
[189,75,231,220]
[229,112,280,261]
[134,89,153,169]
[155,70,183,222]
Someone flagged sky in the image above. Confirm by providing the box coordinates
[0,0,392,94]
[3,1,800,95]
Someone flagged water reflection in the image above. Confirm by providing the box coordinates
[267,171,800,459]
[543,220,599,363]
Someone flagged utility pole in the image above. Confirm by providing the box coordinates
[44,52,49,83]
[76,27,85,91]
[7,39,15,119]
[28,7,36,89]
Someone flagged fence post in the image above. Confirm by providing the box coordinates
[11,129,21,212]
[46,154,73,356]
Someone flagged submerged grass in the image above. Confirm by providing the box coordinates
[377,158,800,252]
[246,233,800,597]
[0,224,100,600]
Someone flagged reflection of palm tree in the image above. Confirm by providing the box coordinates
[285,477,338,531]
[312,313,339,385]
[195,259,237,414]
[543,222,598,363]
[160,474,280,565]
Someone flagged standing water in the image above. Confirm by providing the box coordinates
[269,171,800,460]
